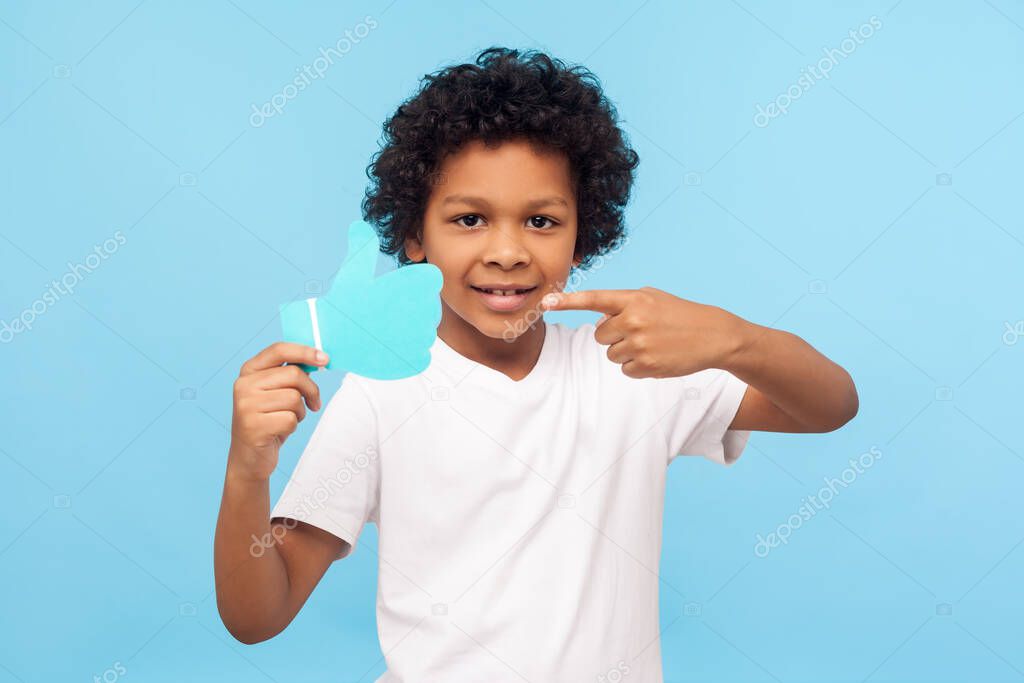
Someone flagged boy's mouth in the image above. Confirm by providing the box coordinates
[470,285,536,295]
[470,284,537,312]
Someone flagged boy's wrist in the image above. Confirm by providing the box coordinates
[719,313,767,375]
[225,466,269,486]
[226,445,274,485]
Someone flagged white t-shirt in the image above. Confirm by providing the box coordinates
[270,321,750,682]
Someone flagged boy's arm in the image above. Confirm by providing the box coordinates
[723,322,858,433]
[541,287,858,434]
[214,458,345,644]
[213,342,344,644]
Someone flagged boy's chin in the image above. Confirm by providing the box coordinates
[468,313,544,344]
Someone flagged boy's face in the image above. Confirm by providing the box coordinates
[405,138,581,341]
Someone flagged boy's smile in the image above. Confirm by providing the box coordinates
[469,284,537,313]
[405,137,581,376]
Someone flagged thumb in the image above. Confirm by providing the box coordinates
[329,219,380,295]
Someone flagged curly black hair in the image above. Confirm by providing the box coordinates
[361,46,639,270]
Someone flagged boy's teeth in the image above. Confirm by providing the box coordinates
[482,288,525,295]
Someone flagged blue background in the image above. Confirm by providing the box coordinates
[2,1,1022,681]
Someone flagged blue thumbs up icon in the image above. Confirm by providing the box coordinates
[279,219,443,379]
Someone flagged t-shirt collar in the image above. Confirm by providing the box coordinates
[430,322,558,392]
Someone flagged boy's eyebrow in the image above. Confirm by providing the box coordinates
[441,194,569,210]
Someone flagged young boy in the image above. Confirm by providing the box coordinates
[214,47,857,681]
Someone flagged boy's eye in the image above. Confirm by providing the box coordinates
[453,215,557,229]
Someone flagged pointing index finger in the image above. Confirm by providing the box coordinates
[541,289,633,314]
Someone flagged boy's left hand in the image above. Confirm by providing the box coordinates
[540,287,746,379]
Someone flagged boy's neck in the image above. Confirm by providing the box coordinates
[436,305,547,381]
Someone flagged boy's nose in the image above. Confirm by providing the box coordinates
[481,224,531,268]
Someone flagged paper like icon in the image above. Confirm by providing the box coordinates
[279,219,443,379]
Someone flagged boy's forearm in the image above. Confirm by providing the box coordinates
[214,454,291,643]
[724,318,858,432]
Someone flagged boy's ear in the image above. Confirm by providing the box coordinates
[405,232,425,263]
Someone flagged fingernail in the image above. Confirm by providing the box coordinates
[541,293,560,308]
[315,350,328,364]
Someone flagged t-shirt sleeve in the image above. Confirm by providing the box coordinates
[270,373,381,560]
[657,368,751,467]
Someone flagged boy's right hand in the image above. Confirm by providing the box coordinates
[228,342,328,481]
